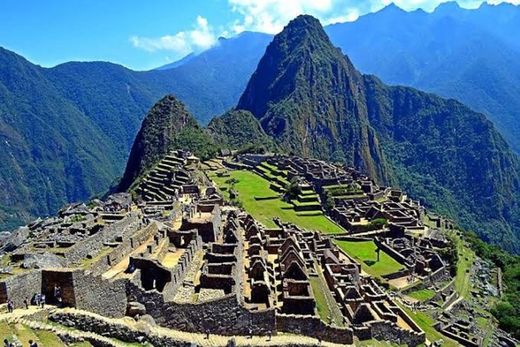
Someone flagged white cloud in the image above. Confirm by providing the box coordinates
[226,0,520,34]
[130,16,217,55]
[228,0,362,34]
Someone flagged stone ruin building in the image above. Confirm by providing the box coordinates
[3,149,513,346]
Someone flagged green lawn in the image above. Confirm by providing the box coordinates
[309,267,344,326]
[309,276,334,323]
[452,232,475,298]
[407,288,436,301]
[0,322,69,347]
[208,170,344,234]
[335,240,404,277]
[397,303,458,347]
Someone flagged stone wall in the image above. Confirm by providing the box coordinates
[382,268,410,280]
[50,310,194,347]
[72,271,127,318]
[88,223,158,277]
[429,264,447,282]
[126,282,275,335]
[276,313,353,345]
[167,237,202,299]
[369,320,425,347]
[65,213,142,265]
[0,270,42,307]
[374,238,407,265]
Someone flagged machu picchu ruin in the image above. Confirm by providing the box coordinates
[0,149,517,347]
[2,7,520,347]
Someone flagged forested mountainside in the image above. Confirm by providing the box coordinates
[167,2,520,154]
[326,1,520,154]
[235,15,520,253]
[206,109,277,152]
[0,31,269,229]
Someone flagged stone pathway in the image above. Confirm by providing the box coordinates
[1,306,353,346]
[61,307,352,346]
[0,307,127,347]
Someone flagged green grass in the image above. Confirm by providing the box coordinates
[309,270,344,326]
[0,322,67,347]
[208,170,344,234]
[407,288,436,301]
[310,276,333,323]
[70,343,94,347]
[397,303,458,347]
[335,240,404,277]
[453,233,475,298]
[34,329,67,346]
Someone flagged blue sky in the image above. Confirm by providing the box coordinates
[0,0,517,70]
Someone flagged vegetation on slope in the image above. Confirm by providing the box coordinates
[118,95,217,191]
[207,109,277,152]
[234,14,520,253]
[237,15,390,183]
[464,231,520,339]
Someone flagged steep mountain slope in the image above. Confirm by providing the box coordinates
[235,15,520,252]
[326,2,520,153]
[207,109,277,152]
[0,32,270,229]
[169,3,520,154]
[0,48,117,230]
[118,95,215,191]
[364,76,520,250]
[237,16,389,183]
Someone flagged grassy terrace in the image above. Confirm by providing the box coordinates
[406,288,436,301]
[453,232,476,298]
[335,240,404,277]
[0,321,72,347]
[208,169,344,234]
[310,264,345,326]
[397,303,458,347]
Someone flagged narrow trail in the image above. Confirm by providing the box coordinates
[0,307,352,347]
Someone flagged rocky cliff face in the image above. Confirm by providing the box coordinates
[236,15,520,252]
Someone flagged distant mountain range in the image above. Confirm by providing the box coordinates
[1,1,519,247]
[164,1,520,155]
[123,14,520,253]
[0,32,269,230]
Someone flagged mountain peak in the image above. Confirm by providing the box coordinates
[118,95,201,191]
[434,1,462,13]
[237,15,387,181]
[275,14,330,49]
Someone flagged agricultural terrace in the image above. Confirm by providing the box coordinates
[335,240,404,277]
[406,288,436,301]
[207,169,345,234]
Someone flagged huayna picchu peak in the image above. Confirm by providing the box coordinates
[1,6,520,347]
[238,15,389,184]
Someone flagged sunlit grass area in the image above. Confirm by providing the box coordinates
[335,240,404,277]
[208,169,344,234]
